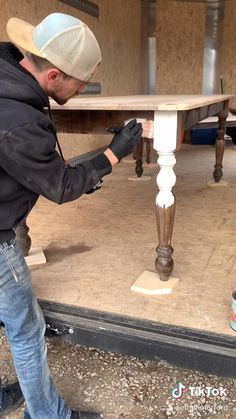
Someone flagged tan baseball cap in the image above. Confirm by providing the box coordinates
[7,12,102,81]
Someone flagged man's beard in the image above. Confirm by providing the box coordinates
[50,93,68,105]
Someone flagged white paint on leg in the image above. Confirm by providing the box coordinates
[156,152,176,208]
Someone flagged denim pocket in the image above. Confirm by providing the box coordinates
[0,240,19,282]
[0,238,31,286]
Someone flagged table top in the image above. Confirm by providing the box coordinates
[50,94,233,111]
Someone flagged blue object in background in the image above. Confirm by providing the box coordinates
[190,128,217,145]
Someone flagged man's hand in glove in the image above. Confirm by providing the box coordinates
[107,119,143,162]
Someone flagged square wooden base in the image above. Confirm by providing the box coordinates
[25,247,46,266]
[130,270,180,296]
[128,176,151,181]
[207,180,228,187]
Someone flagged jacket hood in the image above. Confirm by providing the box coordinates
[0,42,49,109]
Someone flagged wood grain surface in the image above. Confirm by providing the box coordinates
[50,94,234,111]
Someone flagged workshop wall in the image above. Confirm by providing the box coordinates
[0,0,142,96]
[222,0,236,108]
[0,0,142,158]
[156,0,206,94]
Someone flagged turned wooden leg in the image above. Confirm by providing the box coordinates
[132,144,137,160]
[135,138,144,177]
[213,113,227,182]
[145,138,151,164]
[14,218,31,256]
[155,151,176,281]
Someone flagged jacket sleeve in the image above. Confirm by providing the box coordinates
[0,118,112,204]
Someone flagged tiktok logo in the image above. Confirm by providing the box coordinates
[171,382,186,399]
[171,382,227,400]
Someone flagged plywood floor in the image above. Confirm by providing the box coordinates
[28,144,236,337]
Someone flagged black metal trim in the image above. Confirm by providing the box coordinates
[59,0,99,17]
[39,299,236,378]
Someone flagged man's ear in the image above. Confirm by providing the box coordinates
[46,68,63,85]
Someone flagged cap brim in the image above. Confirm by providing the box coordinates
[6,17,45,58]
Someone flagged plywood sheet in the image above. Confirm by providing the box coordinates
[156,0,206,94]
[222,0,236,108]
[27,145,236,337]
[0,0,142,96]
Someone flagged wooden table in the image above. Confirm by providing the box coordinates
[194,113,236,129]
[50,95,233,286]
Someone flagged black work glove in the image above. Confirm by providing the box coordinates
[108,119,143,161]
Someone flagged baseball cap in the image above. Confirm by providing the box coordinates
[6,13,102,81]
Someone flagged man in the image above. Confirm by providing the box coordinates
[0,12,142,419]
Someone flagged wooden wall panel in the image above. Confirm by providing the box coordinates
[0,0,142,96]
[0,0,141,155]
[222,0,236,108]
[156,0,206,94]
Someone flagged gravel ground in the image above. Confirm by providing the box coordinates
[0,328,236,419]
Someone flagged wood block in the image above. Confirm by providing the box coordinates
[25,247,46,266]
[130,270,180,296]
[143,163,157,168]
[207,180,228,187]
[128,176,151,181]
[122,158,136,164]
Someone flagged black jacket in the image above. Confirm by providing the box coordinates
[0,43,112,243]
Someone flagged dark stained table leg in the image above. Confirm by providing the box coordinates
[14,218,31,257]
[155,202,176,281]
[135,138,144,177]
[145,138,152,164]
[154,152,176,281]
[213,111,228,182]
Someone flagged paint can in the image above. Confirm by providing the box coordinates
[229,291,236,332]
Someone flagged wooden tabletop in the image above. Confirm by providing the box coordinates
[50,94,234,111]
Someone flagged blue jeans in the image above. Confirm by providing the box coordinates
[0,238,72,419]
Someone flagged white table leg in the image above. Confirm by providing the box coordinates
[131,111,180,295]
[155,150,176,280]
